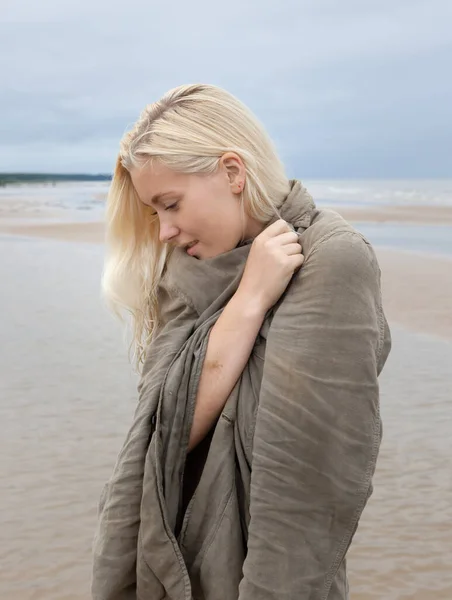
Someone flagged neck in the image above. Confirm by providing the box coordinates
[243,216,266,241]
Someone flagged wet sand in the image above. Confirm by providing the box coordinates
[0,220,106,243]
[375,249,452,340]
[1,205,451,600]
[334,204,452,225]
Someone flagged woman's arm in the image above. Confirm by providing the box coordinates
[189,219,304,451]
[238,231,391,600]
[188,291,265,451]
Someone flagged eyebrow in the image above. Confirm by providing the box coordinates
[149,191,177,206]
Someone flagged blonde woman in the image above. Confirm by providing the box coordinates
[92,84,391,600]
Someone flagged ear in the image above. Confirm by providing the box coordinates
[219,152,246,194]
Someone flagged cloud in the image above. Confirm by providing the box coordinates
[1,0,451,175]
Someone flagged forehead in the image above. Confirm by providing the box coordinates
[130,162,187,206]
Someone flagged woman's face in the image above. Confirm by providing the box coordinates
[130,154,263,259]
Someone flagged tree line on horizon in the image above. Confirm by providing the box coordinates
[0,173,112,186]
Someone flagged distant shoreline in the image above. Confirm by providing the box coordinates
[0,173,112,186]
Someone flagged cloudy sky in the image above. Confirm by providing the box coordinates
[1,0,451,177]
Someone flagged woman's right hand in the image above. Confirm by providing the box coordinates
[236,219,305,315]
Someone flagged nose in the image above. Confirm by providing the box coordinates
[159,222,180,244]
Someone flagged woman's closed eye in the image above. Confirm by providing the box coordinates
[165,201,179,211]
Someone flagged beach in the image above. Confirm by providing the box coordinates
[1,181,451,599]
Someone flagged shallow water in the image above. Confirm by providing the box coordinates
[1,234,451,599]
[308,178,452,208]
[354,222,452,257]
[0,181,108,222]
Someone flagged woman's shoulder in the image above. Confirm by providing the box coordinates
[299,207,378,271]
[265,208,386,353]
[284,208,383,311]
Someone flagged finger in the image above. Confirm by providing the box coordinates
[289,253,305,270]
[260,219,292,239]
[282,243,303,256]
[272,231,300,246]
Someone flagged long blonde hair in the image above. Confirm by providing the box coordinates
[102,83,291,370]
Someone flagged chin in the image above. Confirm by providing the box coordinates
[197,240,238,260]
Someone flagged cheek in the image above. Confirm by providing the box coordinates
[202,209,239,241]
[189,203,221,234]
[187,185,242,244]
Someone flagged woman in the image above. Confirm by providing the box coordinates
[92,84,391,600]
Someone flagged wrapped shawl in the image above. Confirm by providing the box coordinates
[92,180,391,600]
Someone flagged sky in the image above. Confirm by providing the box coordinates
[1,0,451,178]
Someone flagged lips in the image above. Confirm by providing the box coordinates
[184,240,199,256]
